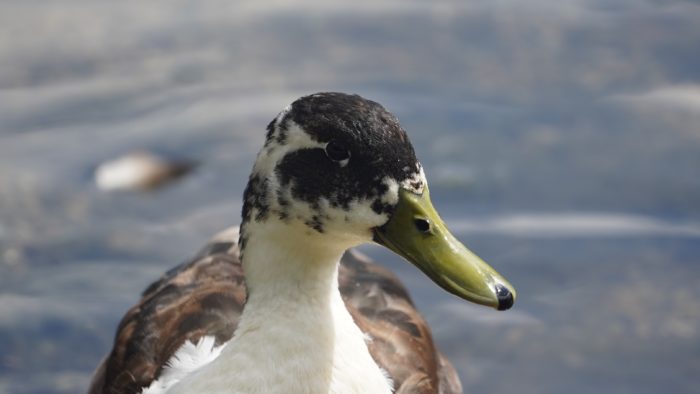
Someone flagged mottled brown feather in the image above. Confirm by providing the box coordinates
[89,227,462,394]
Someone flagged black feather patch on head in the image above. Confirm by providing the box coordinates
[279,93,419,205]
[241,92,422,243]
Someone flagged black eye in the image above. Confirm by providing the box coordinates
[325,140,351,162]
[414,218,431,233]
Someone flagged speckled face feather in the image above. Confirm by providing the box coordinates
[240,93,425,253]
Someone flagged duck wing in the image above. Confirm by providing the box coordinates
[88,228,244,394]
[89,227,461,394]
[340,250,462,394]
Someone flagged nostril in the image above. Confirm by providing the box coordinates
[495,284,514,311]
[414,218,431,233]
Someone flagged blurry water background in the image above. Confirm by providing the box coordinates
[1,1,699,393]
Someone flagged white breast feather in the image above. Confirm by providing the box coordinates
[142,336,227,394]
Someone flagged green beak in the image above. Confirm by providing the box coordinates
[373,186,516,310]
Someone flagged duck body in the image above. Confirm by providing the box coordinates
[90,228,459,393]
[90,92,514,394]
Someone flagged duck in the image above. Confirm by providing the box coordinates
[88,92,516,394]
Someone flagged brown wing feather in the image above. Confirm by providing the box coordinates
[89,227,462,394]
[339,250,462,394]
[89,228,245,394]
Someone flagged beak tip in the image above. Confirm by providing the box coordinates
[495,284,515,311]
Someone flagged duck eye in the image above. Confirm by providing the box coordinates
[325,140,351,162]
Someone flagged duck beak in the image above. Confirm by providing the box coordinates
[373,186,516,310]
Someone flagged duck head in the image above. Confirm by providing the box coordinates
[240,92,515,310]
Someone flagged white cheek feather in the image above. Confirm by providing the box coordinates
[346,199,388,229]
[142,336,227,394]
[273,187,387,245]
[380,177,400,205]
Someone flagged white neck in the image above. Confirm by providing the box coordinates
[169,220,393,394]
